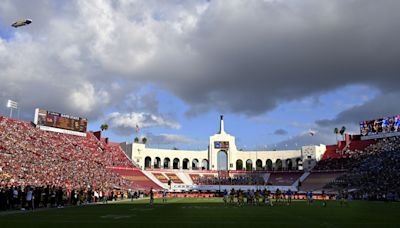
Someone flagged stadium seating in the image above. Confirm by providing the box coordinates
[321,145,342,160]
[109,167,162,190]
[299,171,344,192]
[0,116,135,190]
[165,173,184,184]
[152,172,169,183]
[347,139,376,152]
[267,172,303,186]
[329,137,400,198]
[189,174,201,184]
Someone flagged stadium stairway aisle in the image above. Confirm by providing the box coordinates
[110,167,163,190]
[177,172,194,185]
[144,171,169,189]
[267,172,304,186]
[299,171,344,192]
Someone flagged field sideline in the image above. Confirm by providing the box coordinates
[1,198,400,227]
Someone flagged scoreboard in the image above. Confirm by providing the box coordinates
[214,141,229,149]
[34,108,87,133]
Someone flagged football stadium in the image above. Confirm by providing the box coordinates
[1,110,400,227]
[1,0,400,227]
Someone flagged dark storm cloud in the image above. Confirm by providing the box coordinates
[1,0,400,123]
[149,0,400,115]
[274,128,288,136]
[317,92,400,126]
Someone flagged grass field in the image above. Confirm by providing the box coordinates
[1,198,400,227]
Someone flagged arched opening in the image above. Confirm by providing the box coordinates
[246,159,253,171]
[296,158,303,170]
[275,159,282,171]
[266,159,273,171]
[286,159,293,170]
[144,156,152,169]
[236,159,243,170]
[256,159,263,170]
[202,159,209,170]
[182,158,190,170]
[173,158,180,169]
[217,151,228,170]
[154,157,161,169]
[163,158,170,169]
[192,159,199,170]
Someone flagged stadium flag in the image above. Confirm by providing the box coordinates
[6,100,18,109]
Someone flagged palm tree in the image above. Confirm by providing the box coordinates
[100,123,108,132]
[339,126,346,140]
[142,137,147,144]
[334,127,339,141]
[134,137,139,143]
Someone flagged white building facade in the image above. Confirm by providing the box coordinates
[130,116,325,171]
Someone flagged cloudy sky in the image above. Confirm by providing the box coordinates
[1,0,399,150]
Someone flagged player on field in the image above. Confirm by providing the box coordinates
[307,191,314,205]
[229,188,235,205]
[265,189,272,206]
[261,189,267,205]
[248,190,255,205]
[255,190,260,206]
[245,190,251,205]
[223,189,228,207]
[149,188,154,207]
[162,190,168,203]
[286,189,293,205]
[275,188,282,206]
[321,190,327,207]
[237,190,244,207]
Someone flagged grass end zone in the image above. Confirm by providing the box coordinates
[1,198,400,227]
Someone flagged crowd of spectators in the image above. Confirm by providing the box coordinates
[0,116,134,192]
[0,184,141,211]
[331,137,400,199]
[324,137,400,200]
[313,157,358,171]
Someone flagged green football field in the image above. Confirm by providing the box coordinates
[1,198,400,227]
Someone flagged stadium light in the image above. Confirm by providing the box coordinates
[6,99,18,118]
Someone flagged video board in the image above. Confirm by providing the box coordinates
[214,141,229,149]
[360,115,400,137]
[34,108,88,133]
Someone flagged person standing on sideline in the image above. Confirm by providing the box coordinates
[57,187,64,208]
[162,190,168,203]
[149,188,154,207]
[286,189,293,205]
[12,187,19,209]
[26,187,33,210]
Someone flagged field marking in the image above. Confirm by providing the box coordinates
[129,208,154,211]
[100,214,134,220]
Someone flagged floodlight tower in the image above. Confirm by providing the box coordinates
[6,100,18,118]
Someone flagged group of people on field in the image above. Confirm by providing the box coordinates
[222,188,296,207]
[198,173,265,186]
[0,184,138,211]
